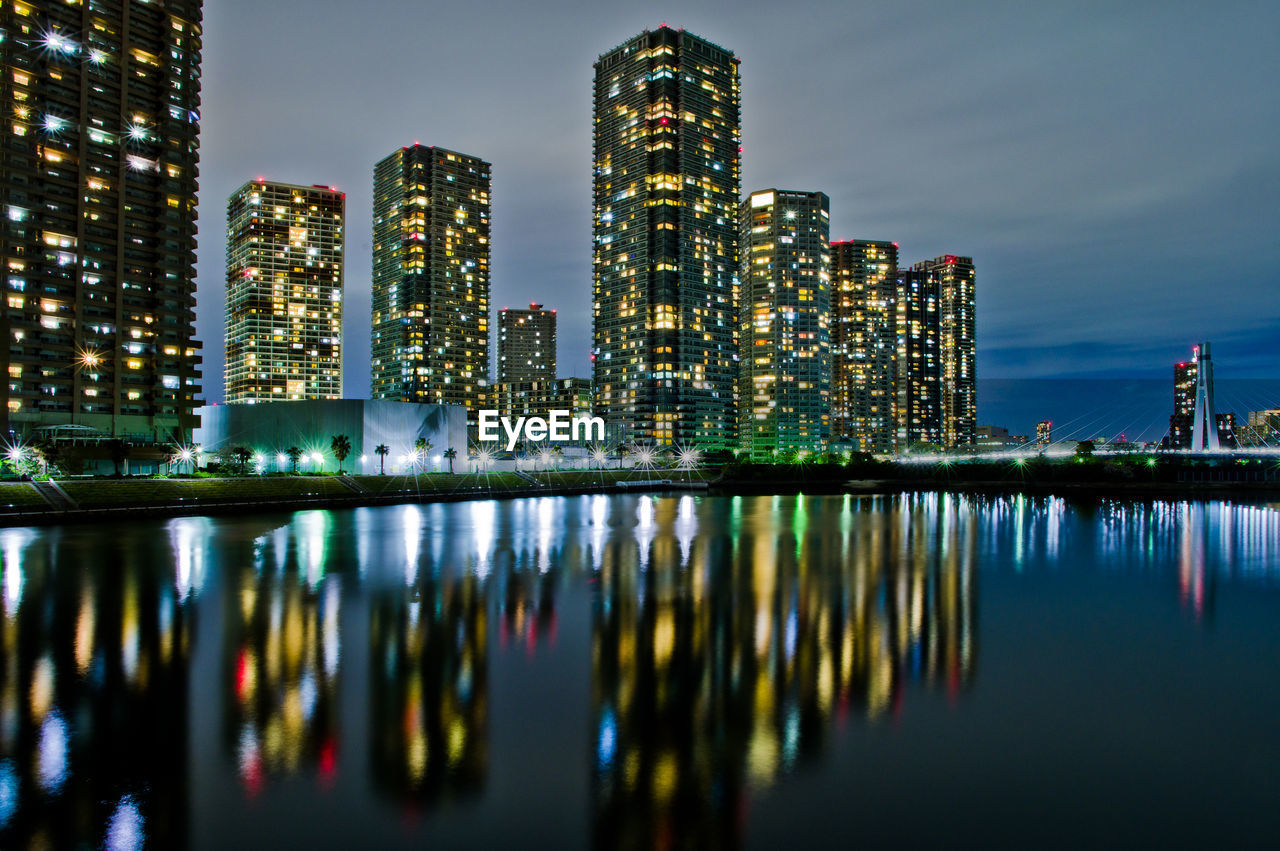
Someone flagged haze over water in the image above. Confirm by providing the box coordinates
[1,493,1278,848]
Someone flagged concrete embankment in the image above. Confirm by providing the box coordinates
[0,471,712,527]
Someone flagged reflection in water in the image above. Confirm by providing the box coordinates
[370,572,488,807]
[590,494,977,848]
[0,494,1275,847]
[225,512,342,797]
[0,524,190,849]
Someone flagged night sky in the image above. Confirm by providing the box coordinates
[193,0,1280,403]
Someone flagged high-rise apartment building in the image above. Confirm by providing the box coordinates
[0,0,204,441]
[895,268,941,449]
[498,302,555,385]
[830,239,898,454]
[371,144,490,411]
[592,26,740,448]
[495,377,592,419]
[1168,353,1197,449]
[225,180,344,404]
[737,189,830,460]
[1166,343,1235,450]
[911,255,975,448]
[1036,419,1053,447]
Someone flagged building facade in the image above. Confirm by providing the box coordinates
[494,376,591,418]
[737,189,830,460]
[225,180,343,404]
[498,302,555,385]
[1036,420,1053,448]
[1168,352,1198,449]
[830,239,898,454]
[194,399,466,475]
[371,144,490,411]
[911,255,975,449]
[895,268,941,450]
[0,0,204,442]
[1166,343,1236,451]
[592,27,740,449]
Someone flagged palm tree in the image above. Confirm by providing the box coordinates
[286,446,302,474]
[330,434,352,474]
[375,444,389,475]
[232,446,253,475]
[443,447,457,474]
[414,437,432,472]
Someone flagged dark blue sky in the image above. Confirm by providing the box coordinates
[193,0,1280,403]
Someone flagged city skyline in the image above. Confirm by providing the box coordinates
[190,0,1280,403]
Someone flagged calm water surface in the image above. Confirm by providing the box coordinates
[1,493,1278,849]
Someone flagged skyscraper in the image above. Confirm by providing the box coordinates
[225,180,344,404]
[371,144,490,411]
[1167,343,1233,451]
[498,302,555,385]
[738,189,830,460]
[0,0,204,441]
[830,239,898,454]
[911,255,976,449]
[1168,352,1197,449]
[1036,419,1053,448]
[592,26,740,448]
[895,268,941,449]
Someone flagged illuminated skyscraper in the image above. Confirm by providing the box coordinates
[1169,353,1197,449]
[498,302,555,385]
[895,268,941,449]
[1036,419,1053,448]
[1167,343,1233,451]
[371,144,490,411]
[911,255,975,448]
[0,0,204,441]
[738,189,830,459]
[225,181,344,404]
[592,27,740,448]
[830,239,898,454]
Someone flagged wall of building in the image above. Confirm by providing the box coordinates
[194,400,466,474]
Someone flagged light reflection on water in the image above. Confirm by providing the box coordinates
[0,493,1275,848]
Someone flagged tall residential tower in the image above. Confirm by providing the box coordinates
[592,26,740,448]
[738,189,830,459]
[225,180,344,404]
[498,302,555,385]
[0,0,204,441]
[371,144,490,411]
[830,239,898,454]
[911,255,975,449]
[895,268,941,449]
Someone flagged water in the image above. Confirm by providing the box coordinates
[1,493,1279,849]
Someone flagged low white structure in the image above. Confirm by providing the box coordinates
[194,400,467,474]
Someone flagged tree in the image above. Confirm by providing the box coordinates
[375,443,389,475]
[286,446,303,474]
[108,438,129,476]
[330,434,352,475]
[32,440,59,473]
[414,437,432,472]
[443,447,457,474]
[232,446,253,475]
[1075,440,1096,458]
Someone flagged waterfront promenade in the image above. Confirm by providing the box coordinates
[1,454,1277,526]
